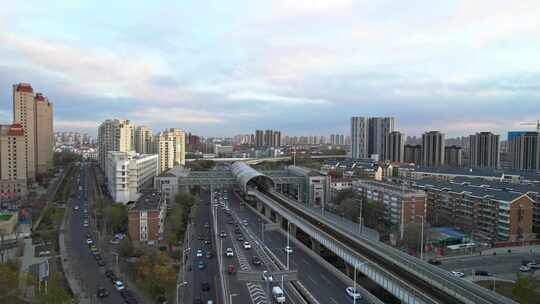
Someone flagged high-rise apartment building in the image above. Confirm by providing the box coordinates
[510,132,540,171]
[422,131,445,166]
[0,124,27,196]
[469,132,500,169]
[134,126,154,154]
[35,93,54,174]
[444,145,462,167]
[97,119,134,169]
[385,131,404,163]
[12,83,54,179]
[404,144,422,164]
[368,117,395,159]
[255,130,264,147]
[156,128,186,173]
[351,117,369,159]
[351,116,395,159]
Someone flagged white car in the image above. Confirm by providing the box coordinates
[86,238,93,245]
[114,280,125,291]
[346,287,362,300]
[73,205,79,211]
[83,222,89,227]
[262,270,274,282]
[520,265,531,272]
[527,262,540,269]
[243,242,252,249]
[226,248,234,257]
[196,249,203,257]
[284,246,293,254]
[451,271,465,278]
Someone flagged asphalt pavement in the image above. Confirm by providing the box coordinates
[226,188,358,304]
[65,163,124,303]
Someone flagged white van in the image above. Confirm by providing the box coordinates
[272,286,286,303]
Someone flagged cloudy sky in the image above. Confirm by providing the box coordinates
[1,0,539,138]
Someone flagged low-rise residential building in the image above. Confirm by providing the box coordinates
[154,166,190,202]
[128,191,167,242]
[353,180,426,239]
[413,179,535,242]
[105,151,158,204]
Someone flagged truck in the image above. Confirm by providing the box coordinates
[272,286,285,303]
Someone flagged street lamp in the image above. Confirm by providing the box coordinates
[353,262,367,304]
[286,222,291,270]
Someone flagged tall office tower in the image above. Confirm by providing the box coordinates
[404,144,422,164]
[0,124,28,196]
[255,130,264,147]
[12,83,37,179]
[510,132,540,171]
[444,145,462,167]
[134,126,154,154]
[422,131,445,166]
[368,117,395,159]
[469,132,500,169]
[34,93,54,174]
[351,117,369,159]
[156,128,186,173]
[385,131,404,163]
[97,119,134,169]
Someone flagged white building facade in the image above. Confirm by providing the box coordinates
[105,151,158,204]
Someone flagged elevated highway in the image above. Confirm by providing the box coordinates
[248,187,516,304]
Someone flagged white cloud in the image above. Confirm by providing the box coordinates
[226,92,330,105]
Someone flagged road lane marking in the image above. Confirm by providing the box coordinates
[329,296,339,304]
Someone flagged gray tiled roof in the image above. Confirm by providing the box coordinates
[414,179,530,202]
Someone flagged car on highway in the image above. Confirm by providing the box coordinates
[97,286,109,298]
[90,245,98,252]
[228,264,236,274]
[204,239,211,245]
[114,280,126,291]
[196,249,203,257]
[262,270,273,282]
[109,238,120,245]
[38,250,51,257]
[219,231,227,238]
[243,242,252,249]
[236,236,244,242]
[251,256,262,266]
[202,282,210,292]
[226,248,234,257]
[242,219,248,226]
[204,223,210,228]
[197,260,206,270]
[428,258,441,265]
[345,286,362,300]
[86,238,93,245]
[284,246,293,254]
[105,269,114,278]
[83,222,89,227]
[206,251,213,259]
[73,205,79,211]
[520,265,531,272]
[474,270,492,276]
[98,259,106,267]
[451,271,465,278]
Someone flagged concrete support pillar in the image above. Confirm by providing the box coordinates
[264,206,271,219]
[311,238,322,254]
[345,263,354,278]
[297,184,302,203]
[276,214,283,227]
[289,223,297,238]
[256,200,263,212]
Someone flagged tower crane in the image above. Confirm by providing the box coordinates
[520,120,540,133]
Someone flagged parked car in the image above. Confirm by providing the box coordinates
[38,250,51,257]
[474,270,491,276]
[345,287,362,300]
[428,259,441,265]
[97,286,109,298]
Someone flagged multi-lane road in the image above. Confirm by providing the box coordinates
[185,186,361,304]
[64,162,133,303]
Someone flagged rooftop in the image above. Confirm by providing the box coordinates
[129,191,163,211]
[400,165,540,181]
[413,179,530,202]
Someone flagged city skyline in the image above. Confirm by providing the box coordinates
[1,1,539,137]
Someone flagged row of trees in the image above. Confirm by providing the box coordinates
[185,160,215,171]
[165,192,195,248]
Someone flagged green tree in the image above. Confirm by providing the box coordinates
[36,273,73,304]
[119,237,135,257]
[512,274,540,304]
[336,198,360,221]
[185,160,215,171]
[335,189,355,205]
[0,261,19,297]
[106,203,128,233]
[362,199,386,230]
